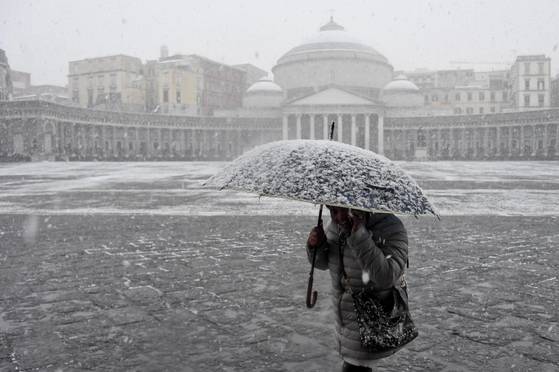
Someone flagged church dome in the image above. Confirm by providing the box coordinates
[383,75,420,92]
[277,18,389,65]
[272,17,393,101]
[243,78,283,109]
[382,75,423,108]
[246,79,283,94]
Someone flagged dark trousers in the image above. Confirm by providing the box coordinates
[342,361,372,372]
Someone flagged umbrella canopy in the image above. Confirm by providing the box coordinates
[204,139,438,217]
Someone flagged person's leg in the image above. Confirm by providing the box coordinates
[342,361,372,372]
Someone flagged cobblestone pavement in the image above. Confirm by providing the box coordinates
[1,215,558,372]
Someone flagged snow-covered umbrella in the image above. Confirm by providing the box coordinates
[204,138,438,308]
[203,139,438,217]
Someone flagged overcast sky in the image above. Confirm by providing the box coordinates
[1,0,559,86]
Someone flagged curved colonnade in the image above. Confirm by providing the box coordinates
[1,100,559,161]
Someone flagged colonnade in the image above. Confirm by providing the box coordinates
[384,123,559,160]
[282,112,384,154]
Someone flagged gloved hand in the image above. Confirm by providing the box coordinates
[307,225,326,248]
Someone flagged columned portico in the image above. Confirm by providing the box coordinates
[281,87,385,154]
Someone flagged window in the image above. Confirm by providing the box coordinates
[502,91,507,101]
[466,107,473,114]
[538,94,545,107]
[538,62,544,74]
[72,89,79,103]
[455,93,461,101]
[163,88,169,103]
[176,90,181,104]
[525,79,530,90]
[444,94,449,103]
[431,95,438,102]
[479,92,485,101]
[490,106,496,113]
[524,62,530,74]
[490,92,495,102]
[110,73,117,88]
[424,95,429,104]
[537,79,545,90]
[97,75,104,87]
[454,107,462,114]
[88,76,93,87]
[467,92,472,101]
[479,107,484,114]
[524,94,530,107]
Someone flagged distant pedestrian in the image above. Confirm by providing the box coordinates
[306,206,409,371]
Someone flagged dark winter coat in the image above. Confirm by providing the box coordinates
[306,213,408,363]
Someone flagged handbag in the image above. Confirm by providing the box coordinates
[351,278,418,352]
[338,232,418,352]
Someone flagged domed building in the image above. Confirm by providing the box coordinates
[275,18,391,154]
[243,78,283,109]
[382,75,423,107]
[273,17,393,101]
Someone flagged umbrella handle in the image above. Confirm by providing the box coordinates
[306,246,318,308]
[306,204,323,308]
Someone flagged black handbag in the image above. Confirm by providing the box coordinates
[351,279,418,352]
[338,232,418,352]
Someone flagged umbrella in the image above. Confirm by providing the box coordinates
[204,136,438,308]
[203,140,438,217]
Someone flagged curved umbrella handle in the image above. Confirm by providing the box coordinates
[306,205,323,308]
[306,267,318,308]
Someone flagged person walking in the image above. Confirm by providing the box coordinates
[307,206,409,371]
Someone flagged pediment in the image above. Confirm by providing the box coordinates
[287,88,376,106]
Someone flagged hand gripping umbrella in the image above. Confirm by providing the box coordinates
[203,124,438,308]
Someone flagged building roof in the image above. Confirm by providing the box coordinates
[246,79,283,93]
[287,87,377,106]
[383,75,420,92]
[276,18,389,65]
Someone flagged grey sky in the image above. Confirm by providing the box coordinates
[1,0,558,86]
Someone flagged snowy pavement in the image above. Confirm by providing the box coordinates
[0,161,559,216]
[0,161,558,371]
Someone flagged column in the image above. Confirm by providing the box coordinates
[323,115,329,139]
[377,114,384,155]
[191,129,197,158]
[495,126,500,156]
[296,114,302,140]
[309,114,315,140]
[337,114,343,142]
[282,115,288,140]
[181,130,187,156]
[350,114,357,146]
[508,126,513,156]
[482,127,488,157]
[364,114,371,150]
[520,125,525,156]
[436,128,442,158]
[545,125,550,157]
[556,123,559,154]
[532,125,538,155]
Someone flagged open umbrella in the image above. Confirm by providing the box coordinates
[203,136,438,308]
[203,140,438,217]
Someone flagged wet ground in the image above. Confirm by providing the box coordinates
[1,214,558,372]
[0,161,558,371]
